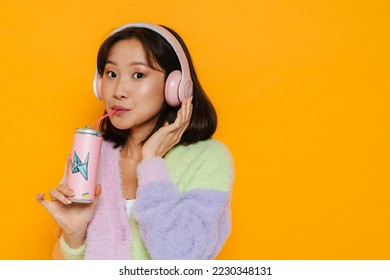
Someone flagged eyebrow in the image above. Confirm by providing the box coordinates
[106,60,149,67]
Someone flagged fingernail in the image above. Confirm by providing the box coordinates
[65,197,72,204]
[36,192,44,201]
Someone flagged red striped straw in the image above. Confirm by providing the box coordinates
[94,109,117,130]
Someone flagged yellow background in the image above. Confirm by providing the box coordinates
[0,0,388,259]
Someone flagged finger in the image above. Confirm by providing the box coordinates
[49,189,72,205]
[36,192,50,208]
[91,184,102,207]
[179,97,190,124]
[181,98,188,122]
[179,98,192,129]
[184,96,192,118]
[177,106,184,124]
[172,121,190,144]
[165,100,189,133]
[167,110,182,131]
[95,184,102,198]
[176,119,190,140]
[184,96,193,124]
[169,102,190,138]
[177,100,189,126]
[56,184,74,197]
[188,96,193,113]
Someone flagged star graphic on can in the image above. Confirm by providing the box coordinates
[71,151,89,180]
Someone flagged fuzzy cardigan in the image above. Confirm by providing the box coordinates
[54,138,233,260]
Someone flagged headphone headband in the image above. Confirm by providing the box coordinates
[93,22,193,107]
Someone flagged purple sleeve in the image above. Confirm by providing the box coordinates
[133,158,231,260]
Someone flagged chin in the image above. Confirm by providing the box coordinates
[110,121,131,131]
[113,124,131,131]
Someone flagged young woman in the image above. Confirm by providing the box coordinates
[37,22,234,260]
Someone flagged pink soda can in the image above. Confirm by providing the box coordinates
[67,126,102,203]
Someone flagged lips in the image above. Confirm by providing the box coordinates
[111,105,130,115]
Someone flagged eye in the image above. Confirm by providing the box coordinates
[132,72,145,79]
[106,71,117,78]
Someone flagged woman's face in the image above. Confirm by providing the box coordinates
[100,38,165,135]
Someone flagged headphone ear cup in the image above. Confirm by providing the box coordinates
[165,70,182,107]
[93,74,103,99]
[97,76,102,99]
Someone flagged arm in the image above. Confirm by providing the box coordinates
[133,147,233,260]
[43,159,91,260]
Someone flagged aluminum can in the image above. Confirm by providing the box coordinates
[67,126,102,203]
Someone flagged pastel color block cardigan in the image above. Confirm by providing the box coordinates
[54,138,233,260]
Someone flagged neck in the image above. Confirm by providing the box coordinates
[121,133,143,161]
[121,118,158,160]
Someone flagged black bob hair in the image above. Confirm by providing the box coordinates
[97,25,217,148]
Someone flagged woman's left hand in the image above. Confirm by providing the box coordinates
[142,96,193,159]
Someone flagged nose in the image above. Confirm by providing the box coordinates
[114,90,127,100]
[113,78,130,100]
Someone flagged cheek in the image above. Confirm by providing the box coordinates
[100,90,112,111]
[154,78,166,102]
[100,81,111,100]
[138,80,165,102]
[100,91,110,106]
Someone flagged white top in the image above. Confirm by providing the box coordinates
[126,199,136,217]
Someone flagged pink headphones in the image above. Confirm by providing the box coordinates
[93,22,193,107]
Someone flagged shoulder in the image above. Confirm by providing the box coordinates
[168,138,232,161]
[165,138,234,192]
